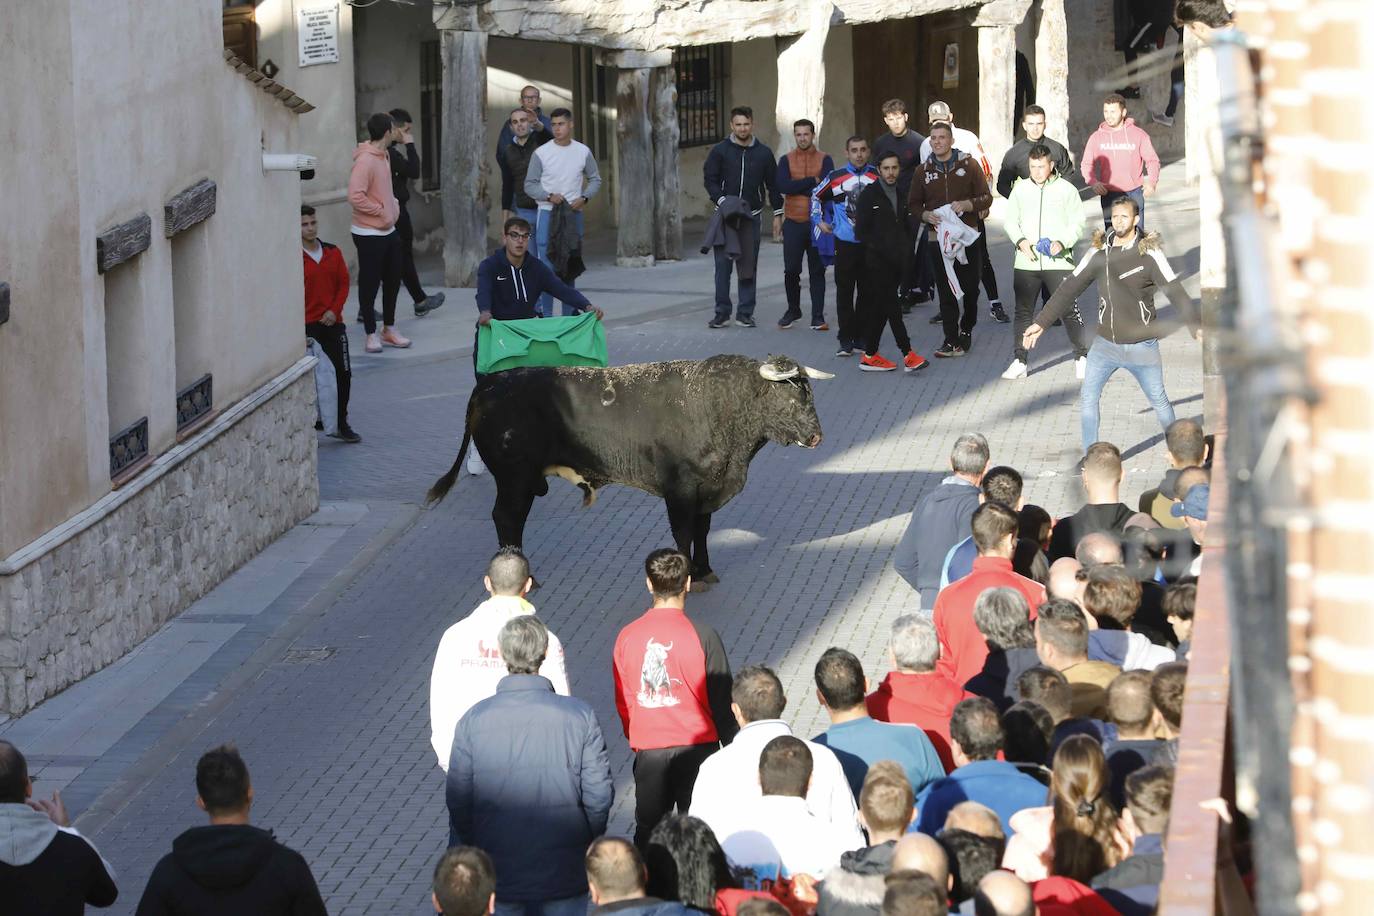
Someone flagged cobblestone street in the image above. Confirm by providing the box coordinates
[4,175,1201,914]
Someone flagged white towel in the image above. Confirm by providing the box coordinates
[934,204,981,299]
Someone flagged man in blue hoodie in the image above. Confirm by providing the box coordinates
[892,433,990,610]
[475,217,604,330]
[812,137,879,356]
[703,106,783,328]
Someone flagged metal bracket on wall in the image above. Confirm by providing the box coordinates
[0,281,9,326]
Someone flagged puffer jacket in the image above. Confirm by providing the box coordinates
[816,841,896,916]
[1002,174,1084,271]
[1035,230,1198,344]
[446,674,614,902]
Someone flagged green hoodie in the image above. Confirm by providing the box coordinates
[1002,173,1084,271]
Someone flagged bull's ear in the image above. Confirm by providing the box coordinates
[759,363,799,382]
[802,365,835,380]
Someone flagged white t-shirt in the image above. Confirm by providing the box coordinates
[920,126,991,176]
[719,795,856,885]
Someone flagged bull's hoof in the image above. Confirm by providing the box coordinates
[690,580,713,593]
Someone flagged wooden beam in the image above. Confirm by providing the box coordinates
[977,25,1016,175]
[96,213,152,274]
[0,281,9,327]
[650,67,683,261]
[440,30,489,288]
[1034,0,1070,151]
[615,68,656,268]
[163,179,217,238]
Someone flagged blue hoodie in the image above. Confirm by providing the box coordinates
[476,247,591,321]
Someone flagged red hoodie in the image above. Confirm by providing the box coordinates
[1082,117,1160,192]
[934,556,1046,688]
[613,607,738,751]
[866,670,972,773]
[302,242,349,324]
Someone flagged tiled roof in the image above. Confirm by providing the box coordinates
[223,49,315,114]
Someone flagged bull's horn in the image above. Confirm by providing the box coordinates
[759,363,799,382]
[802,365,835,380]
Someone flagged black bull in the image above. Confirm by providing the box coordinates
[426,355,832,588]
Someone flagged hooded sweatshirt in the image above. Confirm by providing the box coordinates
[1002,173,1084,272]
[1082,117,1160,193]
[816,841,896,916]
[891,476,982,607]
[348,142,399,233]
[0,803,118,915]
[134,824,325,916]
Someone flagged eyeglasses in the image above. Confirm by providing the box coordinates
[506,232,531,241]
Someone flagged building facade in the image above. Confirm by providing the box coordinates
[0,1,320,714]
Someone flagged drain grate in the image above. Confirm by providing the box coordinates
[281,646,336,664]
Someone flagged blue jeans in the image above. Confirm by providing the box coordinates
[494,894,589,916]
[1080,337,1175,451]
[534,207,584,317]
[713,213,763,321]
[1101,187,1146,233]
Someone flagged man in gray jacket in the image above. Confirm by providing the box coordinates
[891,434,990,608]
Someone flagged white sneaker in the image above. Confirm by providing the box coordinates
[1001,359,1028,380]
[466,448,487,476]
[1075,357,1087,380]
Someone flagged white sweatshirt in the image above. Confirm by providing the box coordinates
[719,795,858,885]
[428,595,570,769]
[525,139,602,210]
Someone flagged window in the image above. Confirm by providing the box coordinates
[675,44,728,148]
[572,49,614,161]
[222,3,257,68]
[420,40,442,190]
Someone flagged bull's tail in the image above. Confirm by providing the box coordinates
[426,427,471,506]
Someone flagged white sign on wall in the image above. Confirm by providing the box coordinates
[298,3,340,67]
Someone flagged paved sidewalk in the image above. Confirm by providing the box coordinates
[2,163,1201,915]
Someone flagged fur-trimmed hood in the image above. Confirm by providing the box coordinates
[816,841,895,916]
[1090,228,1161,252]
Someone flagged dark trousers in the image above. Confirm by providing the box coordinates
[396,205,429,305]
[352,231,403,334]
[712,214,762,321]
[632,743,717,848]
[976,220,1000,302]
[912,230,934,297]
[781,219,826,323]
[1101,187,1146,232]
[834,240,864,349]
[862,261,912,356]
[1012,270,1087,362]
[931,237,983,345]
[306,322,351,429]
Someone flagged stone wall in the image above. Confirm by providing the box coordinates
[0,363,319,715]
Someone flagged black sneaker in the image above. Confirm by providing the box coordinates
[415,291,446,318]
[314,419,323,432]
[959,332,972,353]
[707,317,731,329]
[928,314,943,325]
[990,301,1009,323]
[329,426,362,444]
[835,346,853,358]
[934,342,965,358]
[735,317,756,328]
[777,315,799,329]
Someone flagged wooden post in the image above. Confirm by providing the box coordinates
[773,1,830,156]
[615,68,655,268]
[650,66,682,261]
[439,29,488,288]
[976,25,1017,172]
[1034,0,1070,148]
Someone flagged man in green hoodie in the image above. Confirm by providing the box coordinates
[1001,144,1088,381]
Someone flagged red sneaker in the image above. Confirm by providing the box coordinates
[904,351,929,372]
[859,353,897,372]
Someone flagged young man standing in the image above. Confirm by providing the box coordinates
[774,119,833,331]
[854,152,927,372]
[1082,94,1160,230]
[613,549,737,848]
[812,136,878,355]
[301,205,359,443]
[387,108,445,319]
[1024,197,1198,452]
[500,108,550,228]
[1000,144,1088,381]
[872,99,928,306]
[703,106,783,329]
[909,122,993,358]
[349,111,409,353]
[995,105,1076,197]
[474,218,604,331]
[524,108,602,318]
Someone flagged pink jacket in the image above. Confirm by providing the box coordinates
[348,143,399,231]
[1082,118,1160,192]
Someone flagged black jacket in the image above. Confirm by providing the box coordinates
[0,804,118,916]
[965,646,1041,712]
[817,841,895,916]
[388,142,420,207]
[134,824,326,916]
[1037,230,1198,345]
[1047,502,1137,562]
[871,130,925,200]
[703,137,783,216]
[855,181,911,275]
[594,897,692,916]
[500,132,550,211]
[996,136,1077,197]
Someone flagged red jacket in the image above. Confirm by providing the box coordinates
[1032,877,1119,916]
[303,242,349,324]
[866,671,972,773]
[613,607,737,752]
[934,556,1046,688]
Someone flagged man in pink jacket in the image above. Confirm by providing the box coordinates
[1082,94,1160,232]
[349,112,409,353]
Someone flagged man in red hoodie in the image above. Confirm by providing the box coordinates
[349,111,410,354]
[934,502,1046,688]
[612,549,737,848]
[1082,94,1160,232]
[301,205,358,443]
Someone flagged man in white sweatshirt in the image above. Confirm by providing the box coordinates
[524,108,602,319]
[429,547,570,770]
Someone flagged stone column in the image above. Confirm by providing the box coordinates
[600,49,674,268]
[1034,0,1070,146]
[975,25,1016,170]
[650,66,683,261]
[773,2,831,155]
[437,27,488,288]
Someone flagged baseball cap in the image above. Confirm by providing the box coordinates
[928,101,953,123]
[1170,484,1210,521]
